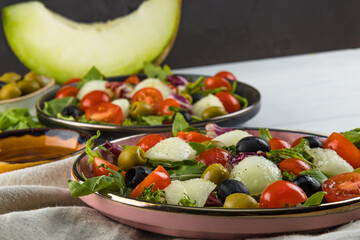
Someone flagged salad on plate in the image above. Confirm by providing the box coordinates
[43,62,248,127]
[68,114,360,209]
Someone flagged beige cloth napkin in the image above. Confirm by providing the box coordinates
[0,156,359,240]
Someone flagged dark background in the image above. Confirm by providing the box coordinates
[1,0,360,74]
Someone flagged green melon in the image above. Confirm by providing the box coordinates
[2,0,181,84]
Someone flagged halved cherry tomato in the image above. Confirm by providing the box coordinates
[158,98,181,116]
[131,87,163,113]
[80,90,111,111]
[269,137,291,150]
[215,71,236,81]
[136,134,166,152]
[129,165,171,198]
[324,132,360,168]
[92,156,126,178]
[124,75,140,85]
[177,131,213,143]
[64,78,81,85]
[322,172,360,203]
[204,76,232,92]
[196,148,231,167]
[55,86,79,98]
[278,158,312,176]
[215,92,240,113]
[85,102,123,125]
[259,180,308,208]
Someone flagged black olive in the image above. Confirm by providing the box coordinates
[190,93,204,103]
[0,81,6,89]
[292,174,322,197]
[236,136,271,153]
[172,111,192,123]
[125,166,152,188]
[303,136,323,148]
[218,179,250,203]
[61,105,83,119]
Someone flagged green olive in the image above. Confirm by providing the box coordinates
[118,146,147,171]
[0,83,22,100]
[354,168,360,173]
[223,193,259,209]
[17,79,41,94]
[201,106,227,120]
[0,72,21,83]
[24,72,45,87]
[130,101,154,119]
[201,163,230,186]
[181,93,193,104]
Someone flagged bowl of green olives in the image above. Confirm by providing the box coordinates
[0,71,55,115]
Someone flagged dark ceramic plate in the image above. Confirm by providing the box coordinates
[71,128,360,239]
[36,74,260,141]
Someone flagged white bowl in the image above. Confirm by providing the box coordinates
[0,76,56,115]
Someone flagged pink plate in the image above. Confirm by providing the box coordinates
[70,128,360,239]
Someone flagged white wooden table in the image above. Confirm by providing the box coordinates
[174,49,360,136]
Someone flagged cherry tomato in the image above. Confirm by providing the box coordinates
[136,134,166,152]
[63,78,81,85]
[80,90,111,111]
[324,132,360,169]
[322,172,360,203]
[259,180,308,208]
[92,156,126,178]
[158,98,181,116]
[124,75,140,85]
[55,86,79,98]
[215,92,240,113]
[215,71,236,81]
[269,137,291,150]
[131,87,163,113]
[196,148,231,167]
[278,158,312,176]
[176,131,213,143]
[129,165,171,198]
[85,102,123,125]
[204,76,231,92]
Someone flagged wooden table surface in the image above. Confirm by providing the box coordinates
[174,49,360,136]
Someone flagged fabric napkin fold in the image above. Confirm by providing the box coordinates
[0,155,359,240]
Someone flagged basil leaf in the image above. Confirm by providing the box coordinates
[143,61,172,81]
[77,66,105,89]
[188,141,207,155]
[299,169,328,184]
[342,128,360,148]
[43,97,79,117]
[172,113,189,136]
[259,128,272,142]
[142,115,166,125]
[302,191,326,207]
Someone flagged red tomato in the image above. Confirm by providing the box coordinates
[324,132,360,168]
[55,86,79,98]
[196,148,231,167]
[124,75,140,85]
[85,102,123,125]
[204,76,232,92]
[215,71,236,81]
[80,90,111,111]
[215,92,240,113]
[131,87,163,113]
[278,158,312,176]
[136,134,166,152]
[259,180,308,208]
[64,78,81,85]
[158,98,181,115]
[176,131,213,143]
[269,137,291,150]
[322,172,360,203]
[92,156,126,178]
[129,165,171,198]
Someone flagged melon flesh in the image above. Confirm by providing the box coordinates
[3,0,181,84]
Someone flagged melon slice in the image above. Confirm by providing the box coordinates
[2,0,181,84]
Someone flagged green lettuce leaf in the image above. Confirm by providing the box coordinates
[43,97,79,117]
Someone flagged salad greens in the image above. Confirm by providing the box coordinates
[343,128,360,148]
[0,108,43,132]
